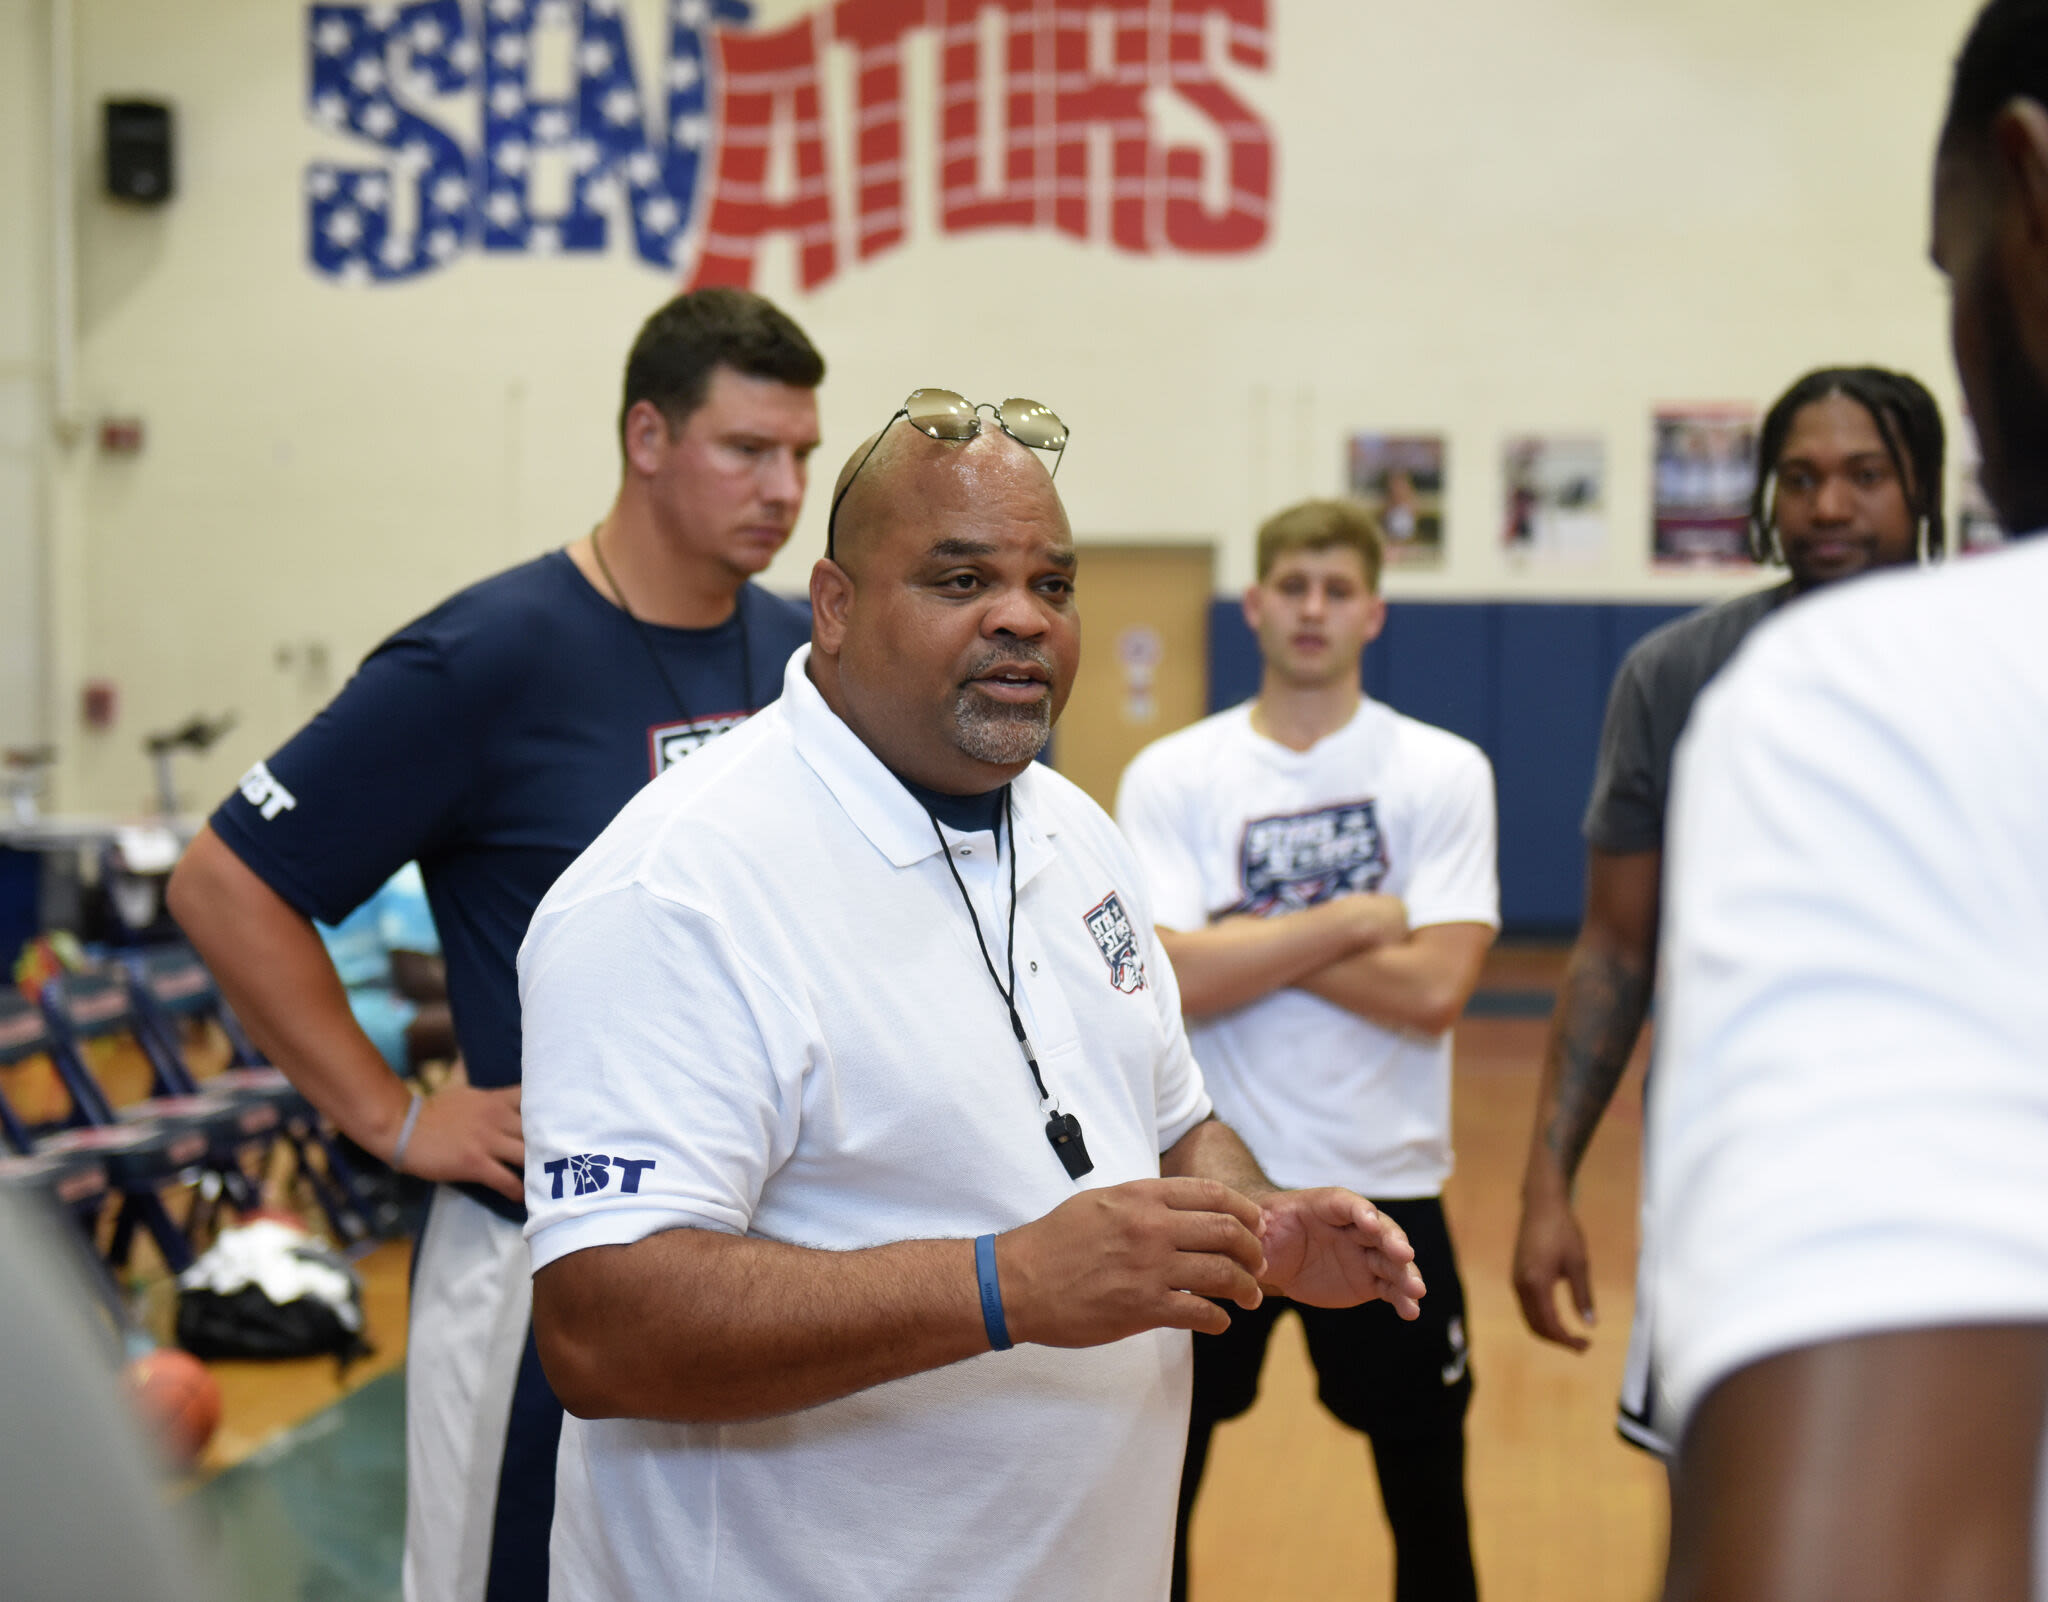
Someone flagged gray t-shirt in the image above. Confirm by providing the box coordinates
[1582,584,1792,854]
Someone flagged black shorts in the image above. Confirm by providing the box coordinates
[1190,1195,1472,1442]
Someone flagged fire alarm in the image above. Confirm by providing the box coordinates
[82,680,119,730]
[98,418,145,455]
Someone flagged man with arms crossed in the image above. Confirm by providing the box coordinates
[166,290,824,1602]
[1116,499,1498,1602]
[1650,3,2048,1595]
[1509,366,1945,1456]
[519,399,1426,1602]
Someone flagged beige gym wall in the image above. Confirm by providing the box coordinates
[2,0,52,762]
[6,0,1981,815]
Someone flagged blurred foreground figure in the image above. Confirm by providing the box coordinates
[1652,4,2048,1597]
[0,1189,205,1602]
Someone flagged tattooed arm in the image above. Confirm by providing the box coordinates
[1511,847,1660,1351]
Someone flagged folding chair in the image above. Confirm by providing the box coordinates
[38,970,282,1261]
[0,985,210,1274]
[122,944,380,1247]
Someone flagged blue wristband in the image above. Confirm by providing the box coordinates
[974,1233,1012,1352]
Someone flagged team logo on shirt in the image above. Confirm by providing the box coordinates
[648,712,750,776]
[1083,892,1148,995]
[541,1153,657,1200]
[1230,800,1389,915]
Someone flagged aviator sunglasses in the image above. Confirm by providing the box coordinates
[826,389,1070,559]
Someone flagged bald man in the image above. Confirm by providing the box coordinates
[516,396,1428,1602]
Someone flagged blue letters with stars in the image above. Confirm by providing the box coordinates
[544,1153,657,1199]
[306,0,751,282]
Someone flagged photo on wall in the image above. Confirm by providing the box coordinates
[1503,435,1606,563]
[1347,433,1445,568]
[1651,405,1758,567]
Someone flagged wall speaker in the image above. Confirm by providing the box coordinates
[105,100,174,204]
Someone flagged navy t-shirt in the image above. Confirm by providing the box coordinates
[212,551,810,1214]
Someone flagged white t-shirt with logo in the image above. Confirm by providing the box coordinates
[1116,699,1498,1198]
[1650,539,2048,1543]
[518,647,1213,1602]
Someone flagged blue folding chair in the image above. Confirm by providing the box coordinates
[0,1061,108,1213]
[0,984,210,1273]
[38,970,285,1259]
[123,944,379,1247]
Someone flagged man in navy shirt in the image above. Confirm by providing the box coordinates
[167,288,824,1602]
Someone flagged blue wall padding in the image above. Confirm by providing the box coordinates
[1495,605,1612,929]
[1202,599,1695,932]
[1378,604,1498,756]
[1207,597,1263,712]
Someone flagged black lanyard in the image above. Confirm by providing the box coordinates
[591,526,754,727]
[926,789,1093,1181]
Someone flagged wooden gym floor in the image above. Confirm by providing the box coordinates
[1187,1005,1665,1600]
[173,943,1666,1601]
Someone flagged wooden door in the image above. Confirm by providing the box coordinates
[1055,543,1215,812]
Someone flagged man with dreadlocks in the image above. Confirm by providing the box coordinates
[1509,365,1946,1459]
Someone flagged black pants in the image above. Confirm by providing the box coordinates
[1172,1196,1478,1602]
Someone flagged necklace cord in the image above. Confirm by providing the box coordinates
[590,524,754,725]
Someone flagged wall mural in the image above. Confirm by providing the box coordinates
[306,0,1275,288]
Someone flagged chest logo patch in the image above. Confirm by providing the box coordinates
[1232,800,1390,915]
[648,712,750,776]
[1083,892,1148,995]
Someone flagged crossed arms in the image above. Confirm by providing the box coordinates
[1156,892,1494,1037]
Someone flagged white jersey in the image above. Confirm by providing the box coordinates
[1117,698,1498,1198]
[1650,539,2048,1537]
[519,647,1213,1602]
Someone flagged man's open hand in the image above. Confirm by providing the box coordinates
[1256,1187,1425,1317]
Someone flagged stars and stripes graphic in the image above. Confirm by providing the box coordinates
[685,13,839,290]
[304,0,1274,287]
[308,1,475,282]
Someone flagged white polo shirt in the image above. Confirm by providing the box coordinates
[1650,539,2048,1480]
[518,646,1213,1602]
[1116,699,1498,1199]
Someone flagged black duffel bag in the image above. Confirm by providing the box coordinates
[174,1217,371,1367]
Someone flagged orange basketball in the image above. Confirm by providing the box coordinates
[124,1347,223,1469]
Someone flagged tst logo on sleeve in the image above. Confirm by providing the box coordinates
[1083,892,1148,995]
[543,1153,657,1200]
[238,761,299,821]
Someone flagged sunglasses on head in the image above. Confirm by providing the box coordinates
[826,389,1071,559]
